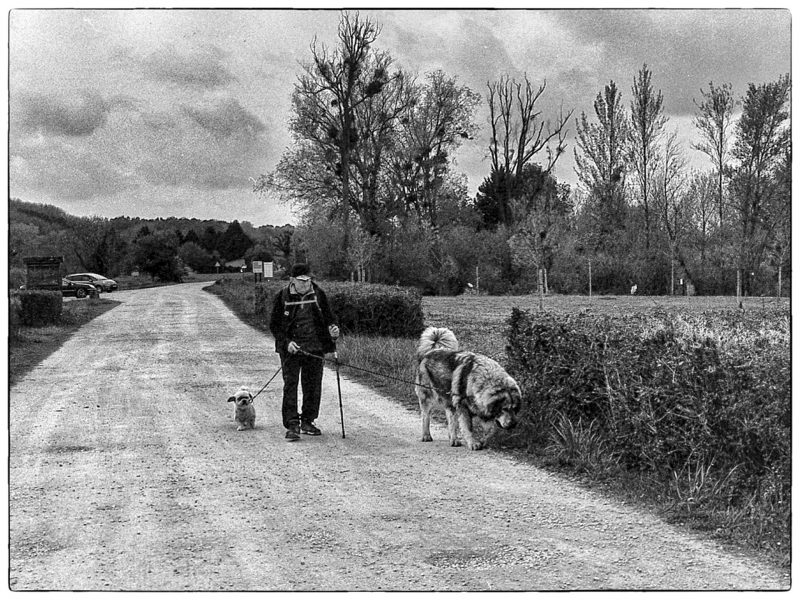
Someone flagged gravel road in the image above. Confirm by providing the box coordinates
[8,282,790,591]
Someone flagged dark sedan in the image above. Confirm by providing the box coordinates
[65,272,118,292]
[61,278,99,299]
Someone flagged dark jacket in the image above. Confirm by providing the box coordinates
[269,282,338,355]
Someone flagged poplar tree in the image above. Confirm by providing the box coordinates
[693,82,735,228]
[629,64,667,249]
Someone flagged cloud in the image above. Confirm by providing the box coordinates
[138,44,236,89]
[13,91,112,137]
[181,98,266,139]
[135,97,272,191]
[550,9,791,116]
[10,136,133,200]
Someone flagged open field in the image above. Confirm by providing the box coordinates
[423,293,790,362]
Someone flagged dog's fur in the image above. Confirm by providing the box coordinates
[227,387,256,431]
[415,326,522,450]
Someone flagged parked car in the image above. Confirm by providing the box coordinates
[61,278,99,299]
[64,272,118,293]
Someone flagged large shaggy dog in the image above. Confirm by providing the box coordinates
[415,327,522,450]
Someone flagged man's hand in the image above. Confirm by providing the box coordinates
[287,341,300,354]
[328,325,340,340]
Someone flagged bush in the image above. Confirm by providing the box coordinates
[254,280,425,338]
[16,290,63,326]
[505,307,790,521]
[9,294,23,339]
[8,267,26,290]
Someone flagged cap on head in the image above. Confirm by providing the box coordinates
[290,263,311,278]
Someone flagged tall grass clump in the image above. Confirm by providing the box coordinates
[505,306,790,564]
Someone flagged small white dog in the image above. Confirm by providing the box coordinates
[227,387,256,431]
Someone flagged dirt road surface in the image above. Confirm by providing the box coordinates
[9,282,790,591]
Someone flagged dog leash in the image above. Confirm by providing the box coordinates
[296,348,446,394]
[251,365,283,401]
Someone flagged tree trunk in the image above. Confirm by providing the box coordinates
[670,248,675,295]
[777,263,782,298]
[588,259,593,298]
[736,268,742,306]
[537,268,544,310]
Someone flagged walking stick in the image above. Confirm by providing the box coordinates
[334,351,346,439]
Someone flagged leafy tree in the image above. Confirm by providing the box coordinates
[387,70,480,251]
[474,167,512,229]
[573,80,630,257]
[183,228,201,246]
[217,220,253,261]
[132,231,182,282]
[244,243,274,264]
[270,226,295,270]
[574,80,629,197]
[729,73,790,296]
[507,165,573,297]
[683,170,717,291]
[629,64,667,248]
[178,241,215,273]
[201,225,221,253]
[134,225,152,239]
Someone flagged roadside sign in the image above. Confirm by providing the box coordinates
[264,262,274,278]
[253,260,263,273]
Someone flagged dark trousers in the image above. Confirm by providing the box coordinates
[280,352,324,430]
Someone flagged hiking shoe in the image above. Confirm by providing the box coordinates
[285,428,300,441]
[300,422,322,436]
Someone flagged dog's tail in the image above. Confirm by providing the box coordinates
[417,326,458,359]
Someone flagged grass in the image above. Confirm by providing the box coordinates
[8,297,120,386]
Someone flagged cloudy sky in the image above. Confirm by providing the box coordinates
[8,6,791,226]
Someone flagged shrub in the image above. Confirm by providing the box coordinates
[9,294,23,340]
[505,307,790,516]
[16,290,63,327]
[254,280,425,338]
[8,267,26,290]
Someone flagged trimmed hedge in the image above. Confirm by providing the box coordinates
[255,280,425,338]
[16,290,63,327]
[505,307,790,515]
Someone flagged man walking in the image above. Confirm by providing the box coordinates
[270,264,340,441]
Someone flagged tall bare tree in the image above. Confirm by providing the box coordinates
[692,81,735,228]
[685,170,716,271]
[655,130,688,294]
[487,74,572,225]
[629,64,667,248]
[256,12,400,255]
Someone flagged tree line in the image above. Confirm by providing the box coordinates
[9,199,294,284]
[255,11,790,297]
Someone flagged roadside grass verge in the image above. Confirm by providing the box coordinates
[8,297,120,386]
[205,278,790,569]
